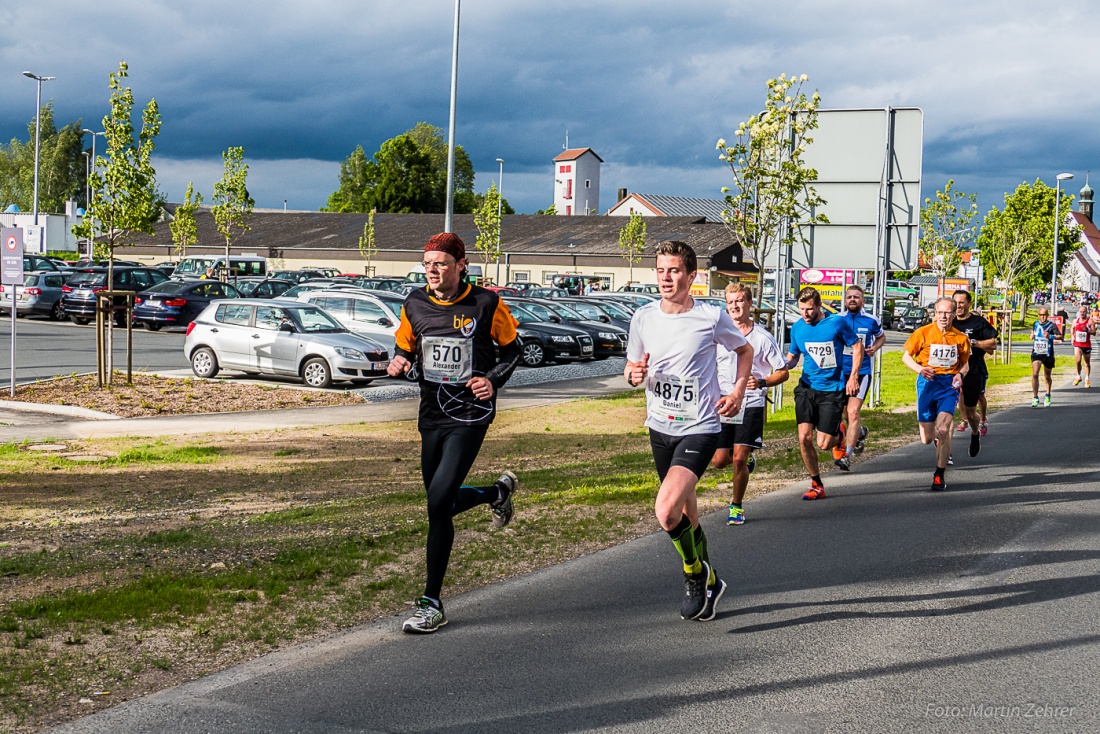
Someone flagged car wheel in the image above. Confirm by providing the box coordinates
[301,357,333,388]
[51,302,64,321]
[144,323,162,331]
[70,316,90,326]
[521,340,546,367]
[190,347,220,378]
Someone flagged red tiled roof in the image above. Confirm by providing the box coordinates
[553,147,604,163]
[1069,211,1100,258]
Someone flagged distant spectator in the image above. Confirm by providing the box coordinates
[201,267,216,280]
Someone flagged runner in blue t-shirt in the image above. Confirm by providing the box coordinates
[785,287,863,500]
[1030,306,1061,407]
[833,285,886,471]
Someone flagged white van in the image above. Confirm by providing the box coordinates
[172,256,267,279]
[405,263,483,285]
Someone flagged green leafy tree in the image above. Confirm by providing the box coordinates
[474,182,503,275]
[323,145,371,213]
[536,204,557,216]
[718,73,828,303]
[323,122,476,214]
[919,180,978,281]
[977,179,1079,323]
[168,181,202,259]
[358,209,377,274]
[71,61,162,263]
[0,104,87,213]
[211,146,254,274]
[618,211,647,285]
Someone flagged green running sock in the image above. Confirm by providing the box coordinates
[667,516,698,573]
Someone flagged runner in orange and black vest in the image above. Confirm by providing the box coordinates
[388,232,522,634]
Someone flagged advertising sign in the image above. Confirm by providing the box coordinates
[799,268,855,301]
[1,228,24,286]
[690,271,708,297]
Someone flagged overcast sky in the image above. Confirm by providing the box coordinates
[2,1,1098,223]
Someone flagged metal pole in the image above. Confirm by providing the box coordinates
[9,290,15,397]
[443,0,461,233]
[496,157,504,285]
[31,78,42,226]
[82,129,99,256]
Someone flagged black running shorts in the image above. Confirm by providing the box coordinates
[649,430,720,482]
[716,406,766,451]
[960,370,987,408]
[793,384,845,436]
[1031,353,1055,370]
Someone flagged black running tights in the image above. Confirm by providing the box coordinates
[420,424,495,600]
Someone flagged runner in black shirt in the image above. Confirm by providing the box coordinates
[951,290,997,457]
[388,232,522,633]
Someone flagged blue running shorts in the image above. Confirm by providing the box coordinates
[916,373,959,423]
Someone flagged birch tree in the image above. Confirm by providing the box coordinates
[618,211,647,285]
[211,146,253,276]
[717,73,827,303]
[919,180,978,280]
[358,209,378,275]
[473,182,503,276]
[168,181,202,259]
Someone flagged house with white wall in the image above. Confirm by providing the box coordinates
[606,191,727,223]
[1066,179,1100,292]
[553,148,601,216]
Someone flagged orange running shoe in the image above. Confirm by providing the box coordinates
[802,480,827,501]
[831,445,846,461]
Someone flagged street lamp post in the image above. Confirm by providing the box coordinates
[496,157,503,284]
[1052,173,1074,311]
[22,71,56,227]
[444,0,461,233]
[81,129,104,257]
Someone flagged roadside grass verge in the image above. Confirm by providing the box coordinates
[0,353,1055,732]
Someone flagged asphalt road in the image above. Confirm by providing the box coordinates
[48,383,1100,733]
[0,317,186,384]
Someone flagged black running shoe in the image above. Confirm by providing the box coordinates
[697,575,727,622]
[931,474,946,492]
[834,454,851,471]
[490,471,518,529]
[681,561,710,620]
[968,433,980,458]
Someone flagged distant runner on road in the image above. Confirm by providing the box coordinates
[902,297,970,491]
[832,285,885,471]
[950,290,997,456]
[388,232,522,634]
[712,284,790,526]
[1071,305,1096,388]
[1030,307,1061,408]
[784,287,863,501]
[625,241,752,622]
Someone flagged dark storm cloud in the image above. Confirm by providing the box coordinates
[1,1,1098,213]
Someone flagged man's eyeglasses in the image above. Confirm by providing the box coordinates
[421,260,457,271]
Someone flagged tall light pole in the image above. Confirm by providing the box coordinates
[496,157,503,284]
[1052,172,1074,311]
[443,0,461,233]
[22,71,56,226]
[81,129,104,257]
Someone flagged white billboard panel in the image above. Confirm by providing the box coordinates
[766,107,923,272]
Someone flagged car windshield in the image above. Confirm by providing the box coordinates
[600,301,634,317]
[509,306,540,324]
[569,302,605,320]
[142,281,192,295]
[905,307,925,317]
[288,306,347,333]
[67,271,107,287]
[542,302,584,320]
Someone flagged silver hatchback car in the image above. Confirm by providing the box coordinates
[183,299,390,388]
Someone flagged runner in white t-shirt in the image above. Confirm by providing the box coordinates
[712,284,789,526]
[625,241,752,622]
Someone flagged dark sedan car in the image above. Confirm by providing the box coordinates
[565,298,633,332]
[133,280,242,330]
[894,305,932,332]
[61,266,169,325]
[509,299,628,359]
[236,278,295,299]
[508,303,594,366]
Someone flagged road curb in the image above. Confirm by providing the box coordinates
[0,400,121,420]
